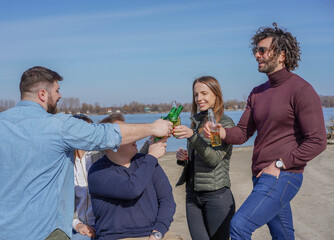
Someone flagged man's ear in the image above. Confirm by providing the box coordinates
[279,50,286,64]
[38,89,48,102]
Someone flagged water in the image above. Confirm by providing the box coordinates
[90,108,334,152]
[323,107,334,125]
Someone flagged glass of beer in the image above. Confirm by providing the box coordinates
[208,109,221,147]
[210,124,222,147]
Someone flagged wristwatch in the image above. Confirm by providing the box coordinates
[275,159,284,170]
[151,231,163,239]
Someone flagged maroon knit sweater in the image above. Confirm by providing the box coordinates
[225,68,327,176]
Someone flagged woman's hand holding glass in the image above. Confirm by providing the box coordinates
[176,148,188,161]
[173,125,194,139]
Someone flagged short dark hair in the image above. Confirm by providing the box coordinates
[251,23,301,71]
[73,114,93,123]
[20,66,63,95]
[100,113,125,124]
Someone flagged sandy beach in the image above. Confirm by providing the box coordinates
[158,145,334,240]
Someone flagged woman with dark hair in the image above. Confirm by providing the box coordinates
[173,76,235,240]
[72,114,103,240]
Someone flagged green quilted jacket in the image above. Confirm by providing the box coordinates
[176,111,235,191]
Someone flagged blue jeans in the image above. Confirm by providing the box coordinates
[230,171,303,240]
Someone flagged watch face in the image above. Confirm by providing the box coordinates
[276,160,283,168]
[153,232,163,239]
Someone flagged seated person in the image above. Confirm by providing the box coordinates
[100,113,154,155]
[100,113,150,155]
[99,112,125,125]
[72,114,104,240]
[88,116,176,240]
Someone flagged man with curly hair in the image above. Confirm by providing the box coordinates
[204,23,327,239]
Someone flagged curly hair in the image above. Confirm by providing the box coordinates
[251,23,301,71]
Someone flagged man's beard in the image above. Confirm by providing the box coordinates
[47,96,58,114]
[258,55,279,74]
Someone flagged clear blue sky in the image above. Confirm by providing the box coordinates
[1,0,333,107]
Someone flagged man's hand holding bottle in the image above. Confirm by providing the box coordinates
[151,119,173,138]
[154,104,183,142]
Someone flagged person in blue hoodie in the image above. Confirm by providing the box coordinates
[88,116,177,240]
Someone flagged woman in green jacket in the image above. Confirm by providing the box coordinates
[173,76,235,240]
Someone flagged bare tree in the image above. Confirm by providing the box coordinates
[81,103,89,114]
[58,97,81,113]
[0,99,16,112]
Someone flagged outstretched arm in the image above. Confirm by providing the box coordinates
[119,119,173,145]
[203,98,256,145]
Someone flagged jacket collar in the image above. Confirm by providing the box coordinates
[190,110,208,127]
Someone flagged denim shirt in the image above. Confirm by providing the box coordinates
[0,100,121,240]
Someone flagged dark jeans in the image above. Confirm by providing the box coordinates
[186,187,235,240]
[230,172,303,240]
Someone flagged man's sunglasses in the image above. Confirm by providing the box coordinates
[252,46,269,55]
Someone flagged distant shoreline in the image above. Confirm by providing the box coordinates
[80,108,247,116]
[70,106,334,116]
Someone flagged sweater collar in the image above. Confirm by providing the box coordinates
[268,68,292,87]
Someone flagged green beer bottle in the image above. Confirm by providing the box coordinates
[154,104,183,142]
[165,106,176,121]
[170,105,183,126]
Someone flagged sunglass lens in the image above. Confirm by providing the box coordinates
[258,47,265,54]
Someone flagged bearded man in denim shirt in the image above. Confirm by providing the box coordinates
[0,66,172,240]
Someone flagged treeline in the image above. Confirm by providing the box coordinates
[320,95,334,108]
[54,95,334,114]
[0,100,16,112]
[58,97,105,114]
[1,95,334,114]
[58,97,246,114]
[58,98,193,114]
[122,101,192,114]
[224,99,247,110]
